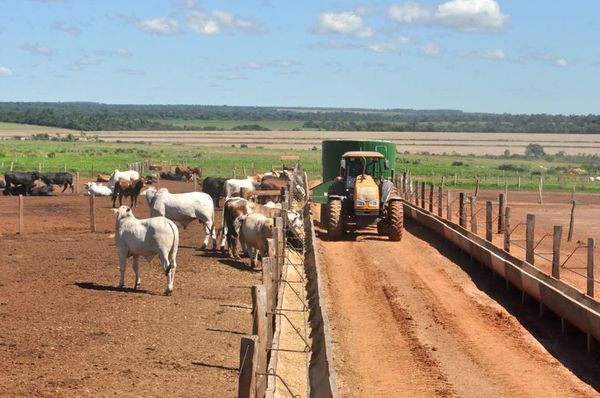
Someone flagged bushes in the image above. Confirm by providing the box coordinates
[497,164,525,172]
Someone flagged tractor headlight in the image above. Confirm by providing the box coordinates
[356,199,365,206]
[369,200,379,206]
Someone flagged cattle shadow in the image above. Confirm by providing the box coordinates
[216,258,259,273]
[191,360,238,372]
[206,327,247,336]
[404,219,600,391]
[74,282,160,296]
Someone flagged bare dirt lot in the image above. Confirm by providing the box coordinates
[0,181,259,397]
[3,130,600,155]
[314,199,600,397]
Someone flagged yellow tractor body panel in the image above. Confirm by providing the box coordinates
[354,174,380,212]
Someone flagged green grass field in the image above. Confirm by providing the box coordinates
[0,140,597,193]
[153,119,309,130]
[0,122,75,132]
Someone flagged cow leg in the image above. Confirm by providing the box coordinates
[133,256,141,289]
[158,250,174,296]
[219,224,227,252]
[118,251,127,289]
[70,183,74,193]
[250,249,258,269]
[112,195,117,208]
[61,184,68,193]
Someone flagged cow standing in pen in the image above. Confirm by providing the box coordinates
[145,187,217,250]
[40,172,74,193]
[112,206,179,295]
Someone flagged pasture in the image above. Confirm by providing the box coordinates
[2,136,600,193]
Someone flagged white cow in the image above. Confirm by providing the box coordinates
[112,206,179,295]
[145,187,217,250]
[238,213,274,268]
[224,177,258,199]
[109,169,140,187]
[85,182,113,197]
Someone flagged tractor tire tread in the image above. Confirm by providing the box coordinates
[327,199,343,240]
[388,200,403,241]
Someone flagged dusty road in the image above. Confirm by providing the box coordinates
[316,209,600,397]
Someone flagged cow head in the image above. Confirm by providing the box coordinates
[112,205,134,220]
[286,210,304,239]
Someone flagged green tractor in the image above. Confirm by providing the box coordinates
[311,140,403,241]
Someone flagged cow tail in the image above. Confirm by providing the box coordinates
[167,220,179,272]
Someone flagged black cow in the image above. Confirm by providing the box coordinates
[41,172,73,193]
[31,185,54,196]
[112,178,145,208]
[159,172,188,181]
[202,177,226,208]
[3,185,28,196]
[4,171,41,195]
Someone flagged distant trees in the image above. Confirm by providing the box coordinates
[525,143,546,158]
[0,102,599,133]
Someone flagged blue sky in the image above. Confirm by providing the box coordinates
[0,0,598,114]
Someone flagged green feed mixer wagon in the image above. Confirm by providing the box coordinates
[311,139,404,241]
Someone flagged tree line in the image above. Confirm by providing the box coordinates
[0,102,599,133]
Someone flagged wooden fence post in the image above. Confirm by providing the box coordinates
[238,335,258,398]
[89,195,97,232]
[538,177,543,204]
[75,172,80,194]
[10,161,13,171]
[588,238,595,297]
[470,196,477,234]
[192,174,198,192]
[446,190,452,222]
[498,193,505,233]
[421,181,425,209]
[459,192,466,228]
[274,217,284,280]
[428,183,434,212]
[485,201,493,242]
[251,285,267,398]
[504,207,511,252]
[526,214,535,265]
[262,257,274,353]
[437,186,443,217]
[414,180,419,206]
[518,176,521,190]
[475,178,480,198]
[552,225,562,279]
[568,201,576,242]
[18,195,24,234]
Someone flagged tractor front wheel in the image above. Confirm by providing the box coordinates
[388,200,403,241]
[327,199,343,240]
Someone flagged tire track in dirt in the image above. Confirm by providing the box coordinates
[316,218,597,397]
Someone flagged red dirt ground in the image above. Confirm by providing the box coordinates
[0,181,260,397]
[314,195,600,398]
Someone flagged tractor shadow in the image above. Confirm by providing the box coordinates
[405,219,600,391]
[74,282,160,296]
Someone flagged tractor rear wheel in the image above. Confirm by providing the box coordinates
[388,200,403,241]
[327,199,343,240]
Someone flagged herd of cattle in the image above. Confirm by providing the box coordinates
[1,165,308,295]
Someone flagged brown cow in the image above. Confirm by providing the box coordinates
[220,197,252,259]
[97,173,110,183]
[112,178,145,208]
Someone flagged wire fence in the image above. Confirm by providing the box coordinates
[395,171,600,297]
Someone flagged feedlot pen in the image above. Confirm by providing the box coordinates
[0,181,262,397]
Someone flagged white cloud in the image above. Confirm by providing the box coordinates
[111,48,132,57]
[436,0,508,31]
[0,66,13,76]
[462,48,505,60]
[21,43,53,56]
[184,1,264,35]
[418,43,441,56]
[51,21,81,36]
[309,40,362,50]
[134,17,179,35]
[315,11,373,39]
[368,42,398,53]
[388,0,508,32]
[554,58,568,67]
[397,36,412,44]
[389,3,432,24]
